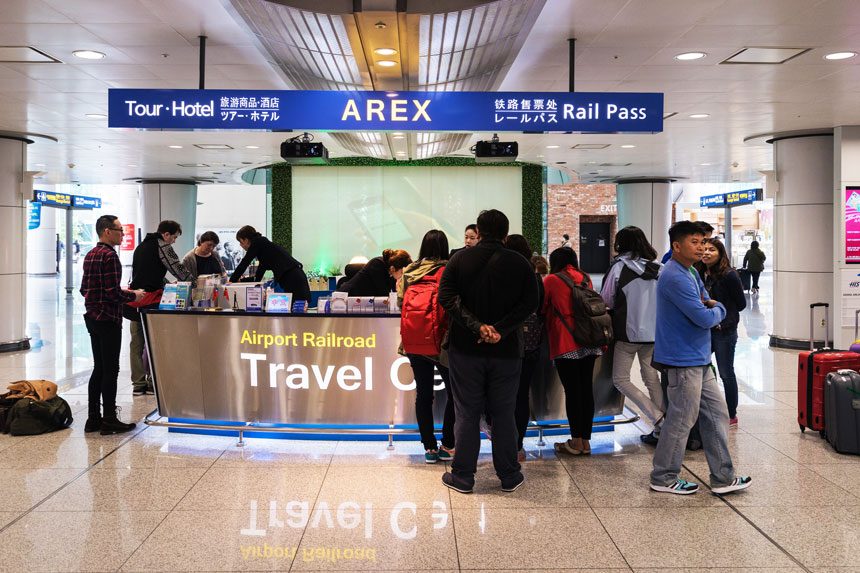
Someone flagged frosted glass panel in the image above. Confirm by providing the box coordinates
[292,166,521,273]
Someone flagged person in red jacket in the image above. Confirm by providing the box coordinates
[542,247,603,455]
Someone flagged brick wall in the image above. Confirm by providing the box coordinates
[546,183,617,254]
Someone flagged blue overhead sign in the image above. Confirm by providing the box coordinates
[700,188,762,209]
[108,89,664,133]
[700,194,726,208]
[34,190,101,210]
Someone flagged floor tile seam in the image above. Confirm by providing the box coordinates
[0,423,152,536]
[113,446,228,573]
[286,441,337,572]
[558,451,634,572]
[680,463,813,573]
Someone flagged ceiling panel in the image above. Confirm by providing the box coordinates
[0,0,72,24]
[41,0,162,24]
[0,23,106,45]
[82,23,193,47]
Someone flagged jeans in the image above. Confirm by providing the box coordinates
[712,328,740,419]
[129,320,151,391]
[448,349,522,487]
[750,271,761,289]
[515,350,540,450]
[85,316,123,418]
[612,341,664,425]
[408,355,454,451]
[650,366,735,488]
[555,356,597,440]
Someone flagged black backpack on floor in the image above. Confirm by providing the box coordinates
[5,396,73,436]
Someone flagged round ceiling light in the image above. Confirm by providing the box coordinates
[245,145,260,149]
[620,144,636,148]
[168,145,183,149]
[545,144,560,149]
[376,60,398,67]
[689,113,710,119]
[824,51,857,60]
[675,52,707,61]
[374,48,398,56]
[73,50,106,60]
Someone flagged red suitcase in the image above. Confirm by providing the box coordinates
[798,303,860,435]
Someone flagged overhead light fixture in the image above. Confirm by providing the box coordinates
[374,48,398,56]
[194,144,234,150]
[127,164,137,167]
[689,113,710,119]
[620,144,636,149]
[385,92,398,98]
[824,51,857,60]
[536,154,544,158]
[85,113,106,119]
[245,145,260,149]
[168,145,183,149]
[34,163,45,167]
[395,151,406,155]
[675,51,707,61]
[73,50,106,60]
[392,135,405,140]
[376,60,398,67]
[700,162,712,166]
[545,145,560,149]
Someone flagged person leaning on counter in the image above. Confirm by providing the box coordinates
[230,225,311,301]
[336,248,412,296]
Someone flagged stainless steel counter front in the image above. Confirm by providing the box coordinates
[142,310,626,430]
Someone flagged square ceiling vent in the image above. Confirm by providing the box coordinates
[721,47,810,64]
[571,143,610,150]
[194,144,233,150]
[0,46,61,63]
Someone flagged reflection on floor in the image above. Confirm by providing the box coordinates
[1,271,858,572]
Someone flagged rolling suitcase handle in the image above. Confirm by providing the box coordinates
[810,303,830,351]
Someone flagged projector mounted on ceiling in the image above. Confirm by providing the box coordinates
[280,132,328,165]
[473,133,518,163]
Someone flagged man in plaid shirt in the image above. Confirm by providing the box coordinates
[80,215,143,435]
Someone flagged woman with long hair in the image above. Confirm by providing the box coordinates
[337,248,412,296]
[600,226,664,444]
[542,247,603,455]
[696,238,746,427]
[398,230,454,463]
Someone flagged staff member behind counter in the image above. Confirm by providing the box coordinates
[230,225,311,301]
[336,249,412,296]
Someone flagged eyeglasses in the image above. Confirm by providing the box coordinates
[109,227,124,233]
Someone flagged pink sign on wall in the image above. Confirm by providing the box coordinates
[846,187,860,263]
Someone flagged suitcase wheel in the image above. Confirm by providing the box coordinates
[819,430,826,440]
[800,425,806,433]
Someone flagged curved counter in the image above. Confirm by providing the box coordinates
[141,309,631,439]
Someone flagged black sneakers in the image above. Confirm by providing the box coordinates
[99,407,136,435]
[441,472,474,494]
[501,473,525,492]
[84,417,102,433]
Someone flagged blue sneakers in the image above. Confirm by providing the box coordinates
[424,450,439,464]
[437,447,454,462]
[650,479,700,495]
[712,476,752,494]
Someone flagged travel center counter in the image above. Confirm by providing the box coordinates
[141,309,630,440]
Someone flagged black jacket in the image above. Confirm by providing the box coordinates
[336,256,393,296]
[125,233,190,321]
[438,240,539,357]
[703,268,747,331]
[230,235,302,283]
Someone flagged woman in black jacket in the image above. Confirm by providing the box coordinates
[231,226,311,301]
[696,238,747,427]
[336,249,412,296]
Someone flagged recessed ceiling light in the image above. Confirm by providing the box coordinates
[85,113,106,119]
[127,164,137,167]
[675,51,707,61]
[168,145,183,149]
[377,60,398,67]
[245,145,260,149]
[689,113,710,119]
[177,163,209,168]
[392,135,405,140]
[620,144,636,149]
[546,145,560,149]
[35,163,45,167]
[385,92,398,98]
[73,50,105,60]
[824,51,857,60]
[396,151,406,155]
[700,162,712,166]
[536,154,544,158]
[374,48,398,56]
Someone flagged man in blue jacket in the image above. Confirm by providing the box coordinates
[650,221,751,495]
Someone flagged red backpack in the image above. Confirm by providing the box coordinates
[400,266,448,355]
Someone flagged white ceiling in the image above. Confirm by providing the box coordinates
[1,0,859,185]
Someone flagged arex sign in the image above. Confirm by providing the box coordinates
[108,89,664,133]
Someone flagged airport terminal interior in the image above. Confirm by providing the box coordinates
[1,0,860,571]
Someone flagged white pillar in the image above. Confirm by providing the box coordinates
[0,137,29,351]
[139,180,198,260]
[771,133,834,348]
[616,179,673,257]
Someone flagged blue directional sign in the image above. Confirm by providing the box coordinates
[28,201,41,230]
[34,190,101,210]
[700,194,726,208]
[108,89,664,133]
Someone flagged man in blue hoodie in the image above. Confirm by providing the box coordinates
[650,221,751,495]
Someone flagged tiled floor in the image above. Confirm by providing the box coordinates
[1,272,859,572]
